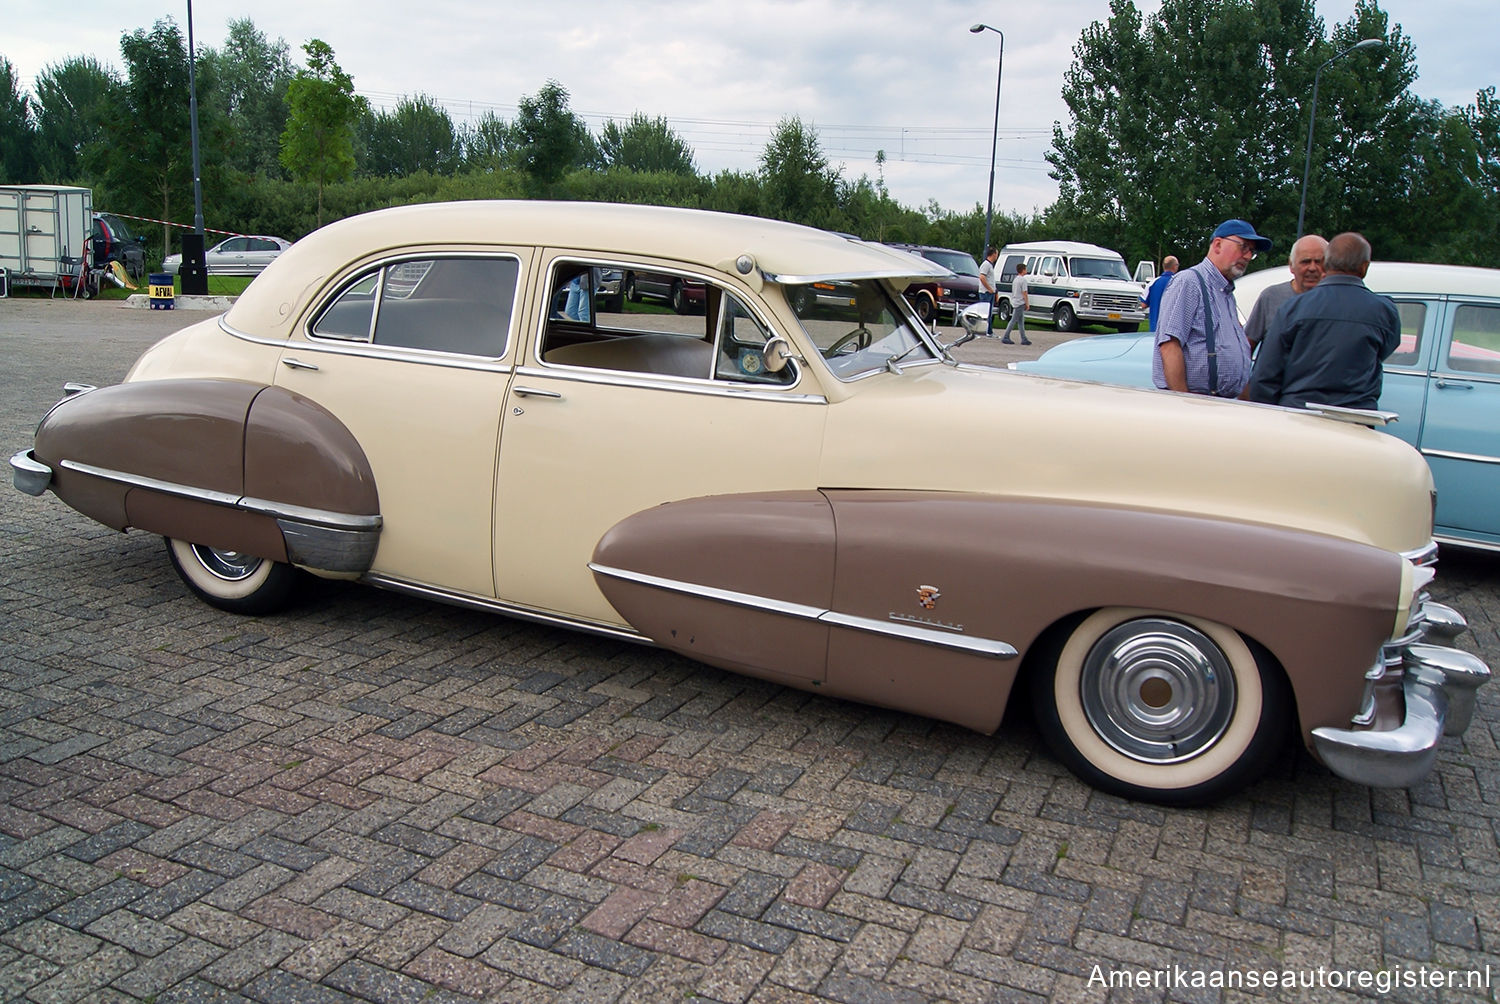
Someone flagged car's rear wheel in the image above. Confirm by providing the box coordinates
[914,296,934,323]
[625,274,641,303]
[1055,302,1079,332]
[996,299,1013,323]
[1031,607,1289,804]
[670,281,688,314]
[165,538,299,615]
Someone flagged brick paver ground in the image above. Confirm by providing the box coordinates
[2,300,1497,1002]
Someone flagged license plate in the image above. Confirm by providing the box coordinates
[1107,312,1122,320]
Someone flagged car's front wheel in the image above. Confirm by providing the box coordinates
[914,296,934,323]
[1031,608,1290,804]
[1054,302,1078,331]
[625,274,641,303]
[165,538,299,615]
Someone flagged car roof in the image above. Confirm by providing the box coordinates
[228,201,947,334]
[1233,261,1500,315]
[1001,241,1122,258]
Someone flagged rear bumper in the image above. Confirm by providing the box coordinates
[1312,600,1490,788]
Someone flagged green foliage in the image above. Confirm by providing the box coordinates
[359,95,462,178]
[511,80,597,196]
[597,113,696,175]
[758,116,841,228]
[88,19,217,255]
[461,110,515,172]
[31,57,119,185]
[280,39,366,224]
[1,56,38,182]
[202,18,293,178]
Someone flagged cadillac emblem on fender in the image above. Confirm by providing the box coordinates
[917,585,941,609]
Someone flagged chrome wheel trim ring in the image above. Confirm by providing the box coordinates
[1079,618,1237,764]
[188,544,264,583]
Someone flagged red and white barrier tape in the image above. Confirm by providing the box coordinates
[104,213,243,238]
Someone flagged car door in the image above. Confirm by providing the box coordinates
[493,254,829,627]
[206,237,247,274]
[272,252,529,595]
[1414,298,1500,545]
[1029,256,1062,317]
[1375,298,1436,453]
[244,238,280,274]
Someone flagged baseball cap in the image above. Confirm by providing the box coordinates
[1212,219,1273,253]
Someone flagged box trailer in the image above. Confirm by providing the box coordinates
[0,185,94,293]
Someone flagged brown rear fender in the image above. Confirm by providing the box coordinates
[592,490,1400,738]
[32,379,381,574]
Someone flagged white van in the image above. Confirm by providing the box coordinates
[997,241,1147,333]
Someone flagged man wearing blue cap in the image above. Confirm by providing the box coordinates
[1153,219,1273,397]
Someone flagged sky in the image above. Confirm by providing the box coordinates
[6,0,1494,221]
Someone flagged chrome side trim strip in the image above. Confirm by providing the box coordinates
[514,366,827,404]
[589,562,1017,659]
[57,460,381,531]
[364,573,648,644]
[1422,447,1500,466]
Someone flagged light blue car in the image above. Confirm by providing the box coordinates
[1013,262,1500,552]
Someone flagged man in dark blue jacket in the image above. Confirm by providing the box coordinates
[1247,232,1400,411]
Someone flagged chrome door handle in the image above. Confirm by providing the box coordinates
[513,386,562,399]
[281,357,319,371]
[1436,378,1473,390]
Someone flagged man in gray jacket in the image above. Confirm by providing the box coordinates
[1247,233,1400,411]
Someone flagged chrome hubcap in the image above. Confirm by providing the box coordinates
[189,544,263,583]
[1079,618,1236,763]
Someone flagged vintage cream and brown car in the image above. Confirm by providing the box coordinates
[11,201,1490,804]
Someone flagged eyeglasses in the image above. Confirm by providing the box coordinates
[1220,236,1258,259]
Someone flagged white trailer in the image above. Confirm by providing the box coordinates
[0,185,94,294]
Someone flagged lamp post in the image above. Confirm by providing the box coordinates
[1296,37,1384,242]
[182,0,208,295]
[970,23,1003,258]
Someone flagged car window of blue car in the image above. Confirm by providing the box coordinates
[1446,304,1500,374]
[1386,301,1428,368]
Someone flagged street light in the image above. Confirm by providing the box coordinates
[970,23,1003,259]
[1296,37,1385,242]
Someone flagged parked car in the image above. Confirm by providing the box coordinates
[90,213,147,280]
[1012,262,1500,553]
[623,268,705,313]
[11,202,1487,804]
[885,244,986,323]
[162,234,291,276]
[996,241,1147,332]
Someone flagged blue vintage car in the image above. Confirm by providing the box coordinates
[1013,262,1500,552]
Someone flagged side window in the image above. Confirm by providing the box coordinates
[1446,304,1500,375]
[999,255,1024,283]
[1384,301,1427,368]
[310,257,518,357]
[715,293,797,385]
[541,261,714,380]
[218,238,247,253]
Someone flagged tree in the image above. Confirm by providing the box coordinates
[203,18,294,178]
[31,56,119,184]
[0,55,37,183]
[461,110,515,171]
[597,113,695,175]
[758,116,839,227]
[360,94,461,178]
[280,39,366,225]
[510,80,597,195]
[89,19,213,254]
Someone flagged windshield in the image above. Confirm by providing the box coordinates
[921,250,981,277]
[784,278,938,380]
[1072,257,1132,281]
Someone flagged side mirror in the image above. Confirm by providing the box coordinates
[762,336,801,373]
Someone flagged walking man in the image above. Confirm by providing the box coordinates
[1000,262,1031,345]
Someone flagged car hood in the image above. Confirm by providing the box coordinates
[1014,332,1150,367]
[818,363,1433,555]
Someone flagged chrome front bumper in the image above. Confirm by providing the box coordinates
[1312,598,1491,788]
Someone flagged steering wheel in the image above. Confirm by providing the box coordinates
[827,326,872,355]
